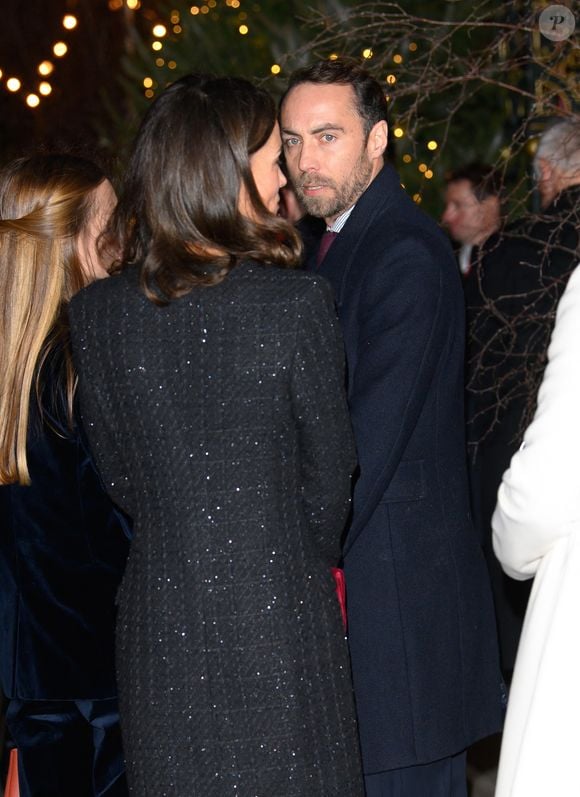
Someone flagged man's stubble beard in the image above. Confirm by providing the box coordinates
[293,148,374,220]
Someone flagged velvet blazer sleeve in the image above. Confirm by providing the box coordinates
[492,264,580,580]
[291,277,357,566]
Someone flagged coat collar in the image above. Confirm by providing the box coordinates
[316,164,402,302]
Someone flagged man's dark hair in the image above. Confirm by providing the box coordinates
[283,58,388,137]
[445,163,502,202]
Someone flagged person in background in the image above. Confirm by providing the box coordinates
[68,74,364,796]
[466,118,580,680]
[0,154,129,796]
[441,163,502,304]
[492,262,580,797]
[280,58,502,797]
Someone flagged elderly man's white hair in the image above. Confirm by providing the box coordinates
[535,118,580,176]
[533,118,580,206]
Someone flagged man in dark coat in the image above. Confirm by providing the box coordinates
[281,59,503,797]
[467,117,580,679]
[441,163,502,296]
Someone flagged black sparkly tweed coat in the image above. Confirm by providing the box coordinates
[69,262,364,797]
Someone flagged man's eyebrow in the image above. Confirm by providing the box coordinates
[281,124,346,136]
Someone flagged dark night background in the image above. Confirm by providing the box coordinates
[0,0,137,164]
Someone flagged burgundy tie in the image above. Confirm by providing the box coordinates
[316,230,338,267]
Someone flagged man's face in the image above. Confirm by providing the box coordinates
[441,179,499,246]
[280,83,382,225]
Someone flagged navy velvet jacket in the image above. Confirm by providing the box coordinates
[0,349,130,700]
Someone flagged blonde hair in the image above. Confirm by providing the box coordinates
[0,154,106,485]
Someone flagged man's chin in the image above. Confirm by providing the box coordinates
[300,195,339,219]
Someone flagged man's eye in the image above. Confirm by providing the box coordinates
[283,138,299,148]
[322,134,336,143]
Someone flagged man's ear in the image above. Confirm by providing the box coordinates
[367,120,388,161]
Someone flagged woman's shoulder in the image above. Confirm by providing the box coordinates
[232,261,334,305]
[73,267,140,308]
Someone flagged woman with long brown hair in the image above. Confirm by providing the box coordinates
[0,154,129,796]
[69,74,364,795]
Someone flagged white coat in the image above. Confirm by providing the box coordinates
[492,263,580,797]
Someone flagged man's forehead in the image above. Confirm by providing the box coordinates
[281,82,360,127]
[446,180,478,202]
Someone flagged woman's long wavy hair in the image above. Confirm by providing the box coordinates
[0,154,106,485]
[109,74,302,302]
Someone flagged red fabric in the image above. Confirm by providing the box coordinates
[5,748,19,797]
[316,231,338,266]
[331,567,347,629]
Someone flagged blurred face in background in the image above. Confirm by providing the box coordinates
[442,179,500,246]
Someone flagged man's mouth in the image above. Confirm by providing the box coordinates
[300,181,333,194]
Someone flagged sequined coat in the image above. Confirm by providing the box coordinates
[69,262,364,797]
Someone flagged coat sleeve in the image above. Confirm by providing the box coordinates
[290,277,357,566]
[346,232,453,548]
[492,264,580,580]
[68,290,137,521]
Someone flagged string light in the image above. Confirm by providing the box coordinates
[386,74,396,85]
[427,140,438,150]
[362,48,373,59]
[424,169,434,179]
[3,7,80,107]
[239,24,248,34]
[271,64,281,75]
[153,24,167,37]
[393,53,403,64]
[418,163,428,173]
[403,154,412,163]
[393,127,404,138]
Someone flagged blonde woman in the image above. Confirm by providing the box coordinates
[0,155,129,796]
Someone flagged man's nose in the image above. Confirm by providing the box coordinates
[298,141,319,173]
[442,206,454,224]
